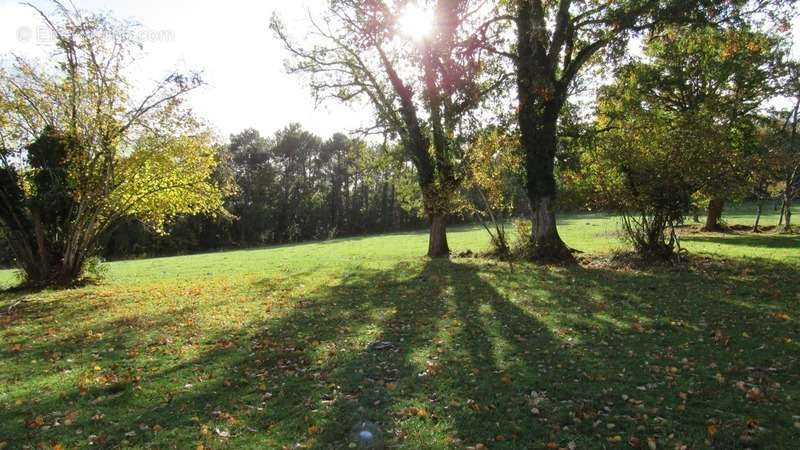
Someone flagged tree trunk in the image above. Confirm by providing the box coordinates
[752,200,763,233]
[389,183,396,229]
[15,252,85,287]
[784,198,793,232]
[778,199,786,226]
[427,213,449,258]
[519,101,573,261]
[530,195,572,260]
[703,198,725,231]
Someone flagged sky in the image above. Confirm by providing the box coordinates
[0,0,374,140]
[1,0,799,142]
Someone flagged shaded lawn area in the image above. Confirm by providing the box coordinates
[1,257,799,448]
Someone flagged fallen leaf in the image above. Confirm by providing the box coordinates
[28,415,45,429]
[745,387,764,401]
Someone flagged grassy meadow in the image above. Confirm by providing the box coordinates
[1,206,799,449]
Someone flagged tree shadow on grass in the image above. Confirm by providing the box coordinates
[1,257,799,449]
[681,233,800,250]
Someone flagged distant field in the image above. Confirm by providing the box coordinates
[0,204,794,289]
[1,205,798,449]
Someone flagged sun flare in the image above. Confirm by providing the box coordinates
[398,3,434,40]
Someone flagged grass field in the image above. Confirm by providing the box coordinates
[1,206,799,449]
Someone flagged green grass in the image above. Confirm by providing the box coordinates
[1,207,799,449]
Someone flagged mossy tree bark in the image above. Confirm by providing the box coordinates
[427,214,450,258]
[703,198,725,232]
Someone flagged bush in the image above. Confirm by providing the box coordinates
[511,219,534,258]
[620,213,685,261]
[584,63,717,261]
[83,256,109,282]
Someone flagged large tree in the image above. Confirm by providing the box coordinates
[631,26,787,231]
[272,0,503,257]
[497,0,793,259]
[774,63,800,231]
[0,2,228,286]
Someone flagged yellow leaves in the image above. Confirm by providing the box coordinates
[606,435,623,444]
[398,406,429,418]
[720,42,738,60]
[307,425,321,434]
[707,423,718,438]
[746,40,763,54]
[111,132,229,233]
[466,128,522,211]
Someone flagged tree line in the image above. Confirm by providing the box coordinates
[1,0,798,287]
[102,126,435,259]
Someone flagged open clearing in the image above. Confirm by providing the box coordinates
[1,208,799,449]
